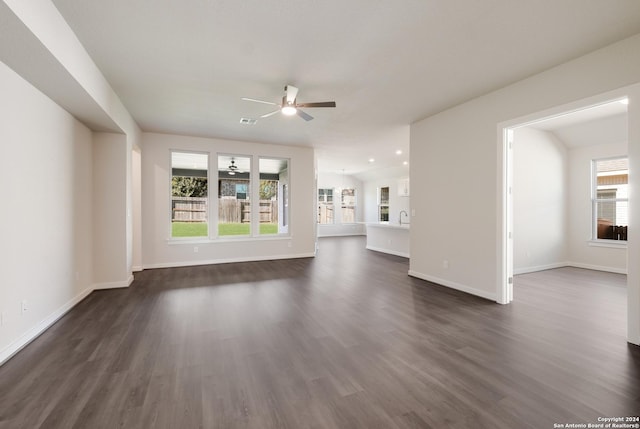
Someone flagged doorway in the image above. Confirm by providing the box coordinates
[500,94,629,302]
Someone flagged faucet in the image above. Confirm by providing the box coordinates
[399,210,409,225]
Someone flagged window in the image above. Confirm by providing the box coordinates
[318,188,334,224]
[235,183,248,200]
[379,186,389,222]
[259,158,289,235]
[593,157,628,241]
[171,151,209,238]
[218,154,251,237]
[341,188,356,223]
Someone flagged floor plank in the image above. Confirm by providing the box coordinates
[0,236,638,428]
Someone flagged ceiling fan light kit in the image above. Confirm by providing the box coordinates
[228,159,238,175]
[281,103,297,116]
[242,85,336,121]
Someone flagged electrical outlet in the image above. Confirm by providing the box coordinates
[21,300,28,314]
[194,246,199,253]
[1,311,4,326]
[443,260,449,269]
[411,209,416,217]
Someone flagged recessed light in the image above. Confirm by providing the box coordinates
[403,161,408,165]
[395,150,402,155]
[368,158,375,163]
[620,98,629,105]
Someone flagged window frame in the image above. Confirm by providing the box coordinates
[318,188,335,224]
[169,150,210,240]
[379,186,390,222]
[217,153,253,238]
[258,156,290,236]
[168,151,293,242]
[591,156,628,243]
[340,188,357,224]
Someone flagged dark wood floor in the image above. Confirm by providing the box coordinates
[1,237,638,428]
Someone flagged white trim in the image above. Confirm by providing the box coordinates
[408,270,497,302]
[142,252,316,270]
[132,265,143,272]
[167,235,293,245]
[587,240,627,249]
[515,261,627,275]
[0,286,93,366]
[497,87,635,306]
[514,262,569,275]
[319,232,366,237]
[567,262,627,275]
[365,245,409,258]
[93,274,134,290]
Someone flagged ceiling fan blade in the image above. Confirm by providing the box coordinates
[261,109,280,118]
[296,109,314,121]
[296,101,336,108]
[285,85,299,104]
[242,97,278,106]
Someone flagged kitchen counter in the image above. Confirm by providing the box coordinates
[365,223,410,257]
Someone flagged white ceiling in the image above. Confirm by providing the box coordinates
[46,0,640,175]
[527,99,628,148]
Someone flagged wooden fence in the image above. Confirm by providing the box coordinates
[172,197,278,223]
[172,197,207,222]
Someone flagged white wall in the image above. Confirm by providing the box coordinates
[363,176,411,224]
[1,0,142,290]
[513,128,568,274]
[132,148,143,271]
[627,84,640,345]
[409,34,640,344]
[317,171,365,236]
[568,142,627,273]
[141,132,316,268]
[513,127,628,275]
[0,61,94,363]
[93,132,132,288]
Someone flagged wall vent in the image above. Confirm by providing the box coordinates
[239,118,257,125]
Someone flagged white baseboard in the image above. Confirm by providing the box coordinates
[143,252,316,270]
[408,270,497,302]
[132,265,143,272]
[567,262,627,275]
[93,274,134,290]
[0,286,93,366]
[318,232,366,237]
[514,262,569,275]
[365,245,409,258]
[514,262,627,275]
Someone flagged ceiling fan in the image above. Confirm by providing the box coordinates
[242,85,336,121]
[228,159,238,175]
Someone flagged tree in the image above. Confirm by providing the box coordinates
[260,180,277,200]
[172,176,208,197]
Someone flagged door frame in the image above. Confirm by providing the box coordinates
[496,87,635,307]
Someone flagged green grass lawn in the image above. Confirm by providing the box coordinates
[172,222,208,237]
[172,222,278,237]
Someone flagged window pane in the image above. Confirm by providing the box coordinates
[379,186,389,222]
[318,188,334,224]
[171,152,208,238]
[259,158,289,235]
[341,188,356,223]
[218,155,251,236]
[379,206,389,222]
[594,157,628,241]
